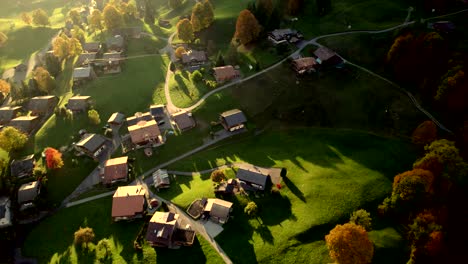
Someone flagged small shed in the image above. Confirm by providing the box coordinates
[153,169,170,190]
[108,112,125,126]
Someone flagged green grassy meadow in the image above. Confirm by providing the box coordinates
[165,127,417,263]
[22,196,224,264]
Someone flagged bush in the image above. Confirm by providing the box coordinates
[175,46,186,59]
[74,227,95,249]
[210,170,226,183]
[88,109,101,125]
[205,80,217,89]
[349,209,372,231]
[190,70,203,83]
[244,201,258,217]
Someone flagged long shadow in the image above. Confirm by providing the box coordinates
[174,74,191,98]
[155,236,207,263]
[257,192,295,226]
[215,197,258,264]
[282,175,306,202]
[0,26,57,61]
[255,224,274,244]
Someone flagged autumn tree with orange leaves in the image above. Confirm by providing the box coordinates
[234,10,261,45]
[412,120,437,146]
[44,147,64,169]
[325,223,374,264]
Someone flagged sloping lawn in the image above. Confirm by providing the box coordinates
[22,196,224,264]
[296,0,408,38]
[78,41,169,120]
[0,25,57,72]
[190,62,425,135]
[166,128,417,263]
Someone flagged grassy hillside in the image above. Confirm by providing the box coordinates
[166,127,417,263]
[22,196,224,264]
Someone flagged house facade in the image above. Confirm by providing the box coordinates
[9,116,40,134]
[10,154,35,179]
[146,212,195,248]
[72,67,96,86]
[292,57,318,74]
[18,181,41,211]
[66,96,92,113]
[28,96,58,116]
[0,106,22,125]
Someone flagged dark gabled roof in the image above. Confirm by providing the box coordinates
[236,168,269,189]
[0,106,22,123]
[10,154,35,178]
[108,112,125,124]
[76,134,107,152]
[181,50,207,64]
[220,109,247,127]
[172,111,195,131]
[149,105,166,117]
[18,181,40,204]
[9,116,39,133]
[106,35,124,49]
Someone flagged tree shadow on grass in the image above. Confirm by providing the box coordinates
[254,224,274,245]
[174,74,191,99]
[215,197,258,264]
[154,236,207,263]
[76,246,95,264]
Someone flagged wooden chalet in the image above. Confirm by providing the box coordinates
[111,186,147,221]
[219,109,247,132]
[213,66,240,83]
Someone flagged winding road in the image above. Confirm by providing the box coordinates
[160,8,468,132]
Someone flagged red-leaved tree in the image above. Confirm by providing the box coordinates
[45,147,64,169]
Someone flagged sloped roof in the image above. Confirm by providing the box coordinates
[108,112,125,124]
[181,50,207,64]
[128,120,161,145]
[9,116,39,133]
[10,154,35,178]
[314,47,337,62]
[220,109,247,127]
[150,105,166,117]
[67,96,91,111]
[0,106,22,122]
[112,186,146,218]
[213,66,238,80]
[126,112,153,126]
[73,67,93,79]
[153,169,170,188]
[292,57,317,69]
[103,156,128,184]
[18,181,40,204]
[76,52,97,65]
[204,198,233,220]
[236,168,269,189]
[269,28,296,39]
[29,96,57,113]
[76,133,107,152]
[172,111,195,131]
[146,212,178,245]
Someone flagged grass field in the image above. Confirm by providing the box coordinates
[22,196,224,264]
[189,61,425,136]
[296,0,409,37]
[165,127,417,263]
